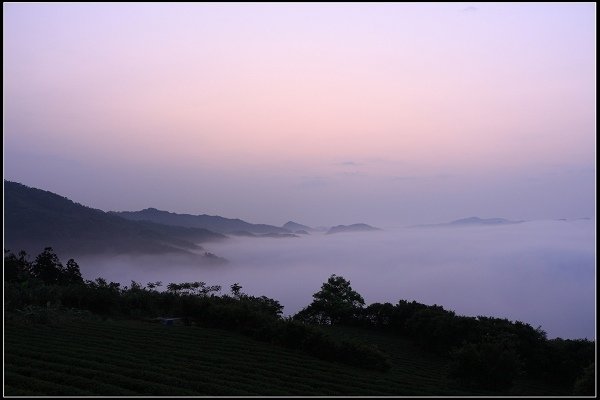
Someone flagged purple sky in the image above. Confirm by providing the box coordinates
[4,3,596,227]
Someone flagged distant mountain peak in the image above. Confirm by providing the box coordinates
[409,216,524,228]
[450,217,520,225]
[454,216,483,222]
[282,221,314,232]
[140,207,163,213]
[326,223,380,235]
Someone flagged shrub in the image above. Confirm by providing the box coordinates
[573,362,595,396]
[448,339,523,391]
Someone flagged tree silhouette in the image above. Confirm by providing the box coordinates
[230,283,243,298]
[4,249,32,282]
[24,247,85,285]
[295,274,365,325]
[64,259,84,284]
[31,247,64,284]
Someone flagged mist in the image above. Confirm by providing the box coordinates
[75,218,595,340]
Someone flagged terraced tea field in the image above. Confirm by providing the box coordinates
[4,318,457,396]
[4,318,568,396]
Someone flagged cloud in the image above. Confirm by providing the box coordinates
[337,161,360,167]
[77,220,595,340]
[461,6,478,12]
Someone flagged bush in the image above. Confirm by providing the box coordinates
[573,362,595,396]
[542,338,596,387]
[448,339,523,391]
[272,319,391,371]
[192,306,391,372]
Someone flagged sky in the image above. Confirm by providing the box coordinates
[3,3,596,227]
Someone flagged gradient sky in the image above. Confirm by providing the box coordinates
[4,3,596,226]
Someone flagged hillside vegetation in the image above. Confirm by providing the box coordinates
[5,317,474,396]
[3,248,595,396]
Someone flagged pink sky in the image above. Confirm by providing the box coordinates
[4,3,596,226]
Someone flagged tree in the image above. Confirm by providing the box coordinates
[230,283,243,298]
[31,247,64,284]
[4,250,32,282]
[295,274,365,325]
[146,281,162,291]
[64,259,84,285]
[23,248,84,285]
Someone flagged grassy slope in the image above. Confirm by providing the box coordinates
[4,318,568,396]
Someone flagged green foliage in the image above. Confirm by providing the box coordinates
[270,319,391,371]
[572,362,595,396]
[5,248,85,286]
[4,318,464,396]
[189,298,387,371]
[31,247,62,284]
[448,337,524,390]
[541,338,596,386]
[240,294,284,317]
[294,274,365,325]
[230,282,242,297]
[405,307,464,353]
[4,249,32,282]
[5,249,594,394]
[166,281,221,296]
[4,250,385,372]
[363,301,395,327]
[6,317,568,396]
[296,277,594,393]
[64,259,84,284]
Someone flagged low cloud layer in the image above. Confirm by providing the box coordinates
[77,219,595,339]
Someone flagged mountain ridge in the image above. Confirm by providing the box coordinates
[326,223,381,235]
[113,208,291,235]
[282,221,315,233]
[409,216,525,228]
[4,181,226,260]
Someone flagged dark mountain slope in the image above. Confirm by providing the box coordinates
[4,181,225,257]
[113,208,291,235]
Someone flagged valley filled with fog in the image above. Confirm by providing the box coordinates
[77,219,595,340]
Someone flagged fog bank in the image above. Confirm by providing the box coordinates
[77,219,595,340]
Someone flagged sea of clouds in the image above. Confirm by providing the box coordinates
[77,219,595,339]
